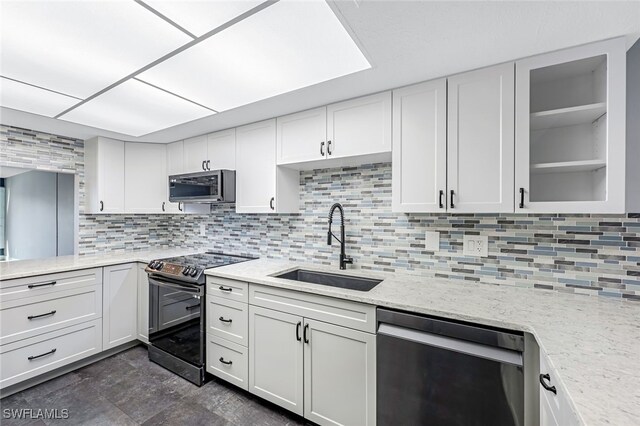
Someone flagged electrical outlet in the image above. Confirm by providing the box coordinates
[463,235,488,257]
[425,231,440,251]
[199,223,206,237]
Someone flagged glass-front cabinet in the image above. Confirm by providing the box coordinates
[515,37,626,213]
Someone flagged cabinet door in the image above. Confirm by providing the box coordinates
[165,141,183,213]
[84,137,125,214]
[235,120,277,213]
[124,142,167,213]
[326,91,391,160]
[183,135,208,173]
[392,79,447,213]
[447,63,515,213]
[103,264,138,350]
[303,319,376,426]
[277,107,327,165]
[136,264,149,344]
[207,129,236,170]
[515,38,625,213]
[248,305,303,416]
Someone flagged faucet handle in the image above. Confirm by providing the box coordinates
[327,231,333,246]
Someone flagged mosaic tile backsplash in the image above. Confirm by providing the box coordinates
[168,164,640,302]
[2,125,639,301]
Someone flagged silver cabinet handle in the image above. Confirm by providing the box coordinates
[270,197,275,210]
[327,140,332,156]
[320,141,325,156]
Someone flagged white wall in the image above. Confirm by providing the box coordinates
[5,170,74,260]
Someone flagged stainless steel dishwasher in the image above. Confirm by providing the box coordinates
[377,308,525,426]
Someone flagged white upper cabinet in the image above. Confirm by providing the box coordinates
[277,107,327,166]
[183,130,236,173]
[183,135,208,173]
[392,79,447,213]
[124,142,167,214]
[326,91,392,161]
[236,119,299,214]
[515,37,626,213]
[84,137,125,214]
[447,63,515,213]
[207,128,236,170]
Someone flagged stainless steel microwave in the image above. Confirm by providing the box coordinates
[168,170,235,203]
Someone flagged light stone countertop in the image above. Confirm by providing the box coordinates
[204,258,640,426]
[0,249,202,281]
[2,252,638,424]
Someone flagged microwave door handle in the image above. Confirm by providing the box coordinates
[148,277,200,293]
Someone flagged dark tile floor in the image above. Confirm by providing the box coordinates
[0,345,309,426]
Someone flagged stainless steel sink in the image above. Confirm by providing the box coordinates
[274,269,382,292]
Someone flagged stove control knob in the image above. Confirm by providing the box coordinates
[156,262,164,270]
[189,268,198,277]
[147,261,155,269]
[182,267,190,276]
[151,261,160,270]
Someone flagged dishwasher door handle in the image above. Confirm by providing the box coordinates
[378,323,523,366]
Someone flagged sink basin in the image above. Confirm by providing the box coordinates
[274,269,382,292]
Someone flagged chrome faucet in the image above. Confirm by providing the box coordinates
[327,203,353,270]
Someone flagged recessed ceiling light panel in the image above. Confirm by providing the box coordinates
[0,0,191,99]
[139,0,371,111]
[142,0,264,37]
[0,78,79,117]
[59,80,214,137]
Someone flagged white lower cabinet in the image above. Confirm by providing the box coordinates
[249,305,304,416]
[539,349,580,426]
[136,264,149,344]
[248,287,376,426]
[102,264,138,350]
[207,334,249,391]
[303,318,376,426]
[0,319,102,388]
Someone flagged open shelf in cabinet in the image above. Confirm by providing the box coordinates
[530,159,606,175]
[530,102,606,130]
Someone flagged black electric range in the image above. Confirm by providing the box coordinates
[145,252,254,386]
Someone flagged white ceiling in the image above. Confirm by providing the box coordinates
[1,0,639,143]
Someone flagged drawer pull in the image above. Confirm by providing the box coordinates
[219,357,232,365]
[185,304,201,311]
[218,286,233,292]
[28,348,57,361]
[27,310,57,320]
[28,281,57,289]
[219,316,232,323]
[539,373,557,394]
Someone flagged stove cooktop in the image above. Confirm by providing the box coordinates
[145,252,255,284]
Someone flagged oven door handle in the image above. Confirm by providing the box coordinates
[148,277,201,294]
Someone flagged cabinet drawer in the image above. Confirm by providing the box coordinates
[206,277,248,303]
[0,268,102,303]
[249,284,376,333]
[206,296,248,347]
[0,320,102,388]
[539,349,580,426]
[0,286,102,345]
[206,334,248,391]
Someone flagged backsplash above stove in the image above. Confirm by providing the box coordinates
[2,124,638,301]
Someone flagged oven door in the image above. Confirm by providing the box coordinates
[148,276,205,367]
